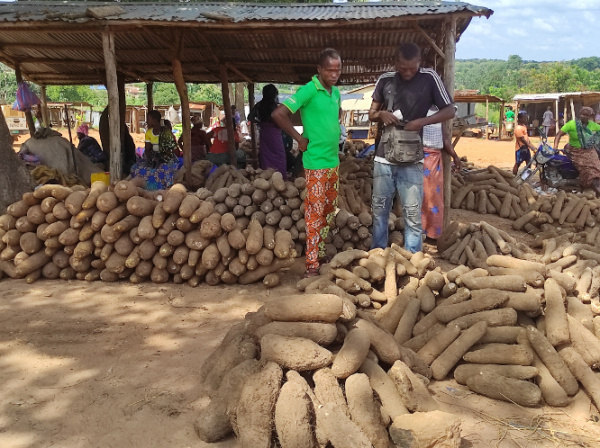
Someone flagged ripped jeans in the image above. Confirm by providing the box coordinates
[371,160,423,253]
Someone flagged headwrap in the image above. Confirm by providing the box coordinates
[76,124,89,136]
[580,106,594,117]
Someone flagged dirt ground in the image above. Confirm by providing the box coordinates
[4,133,600,447]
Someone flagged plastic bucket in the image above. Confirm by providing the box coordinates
[91,172,110,186]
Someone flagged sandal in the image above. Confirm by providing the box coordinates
[303,267,320,278]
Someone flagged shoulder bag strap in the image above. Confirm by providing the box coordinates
[386,75,397,112]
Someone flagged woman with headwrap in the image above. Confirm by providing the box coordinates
[75,124,107,166]
[554,106,600,195]
[249,84,287,178]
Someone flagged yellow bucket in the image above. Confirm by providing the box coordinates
[91,172,110,186]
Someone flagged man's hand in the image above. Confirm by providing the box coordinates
[378,110,400,127]
[404,119,424,132]
[452,155,462,171]
[298,136,309,153]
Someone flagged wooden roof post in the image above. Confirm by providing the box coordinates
[485,97,489,135]
[248,82,258,168]
[570,97,576,122]
[146,81,154,112]
[13,65,36,136]
[555,99,559,136]
[442,15,456,232]
[219,65,237,167]
[40,84,49,128]
[499,102,504,139]
[172,31,191,185]
[102,27,122,182]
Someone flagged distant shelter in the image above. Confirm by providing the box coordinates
[514,92,600,136]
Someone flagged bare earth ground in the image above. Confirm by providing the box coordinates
[4,134,600,447]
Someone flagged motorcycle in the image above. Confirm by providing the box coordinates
[515,127,580,188]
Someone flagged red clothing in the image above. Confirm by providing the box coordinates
[210,126,240,154]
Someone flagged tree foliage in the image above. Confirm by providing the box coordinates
[455,56,600,100]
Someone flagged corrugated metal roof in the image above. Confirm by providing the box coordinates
[0,2,492,24]
[513,92,600,102]
[0,1,493,86]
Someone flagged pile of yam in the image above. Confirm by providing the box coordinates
[453,165,600,236]
[195,292,450,448]
[197,241,600,446]
[0,177,298,286]
[439,220,537,267]
[342,140,369,158]
[451,166,539,222]
[297,245,441,314]
[323,157,375,256]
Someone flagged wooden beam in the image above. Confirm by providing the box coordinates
[1,43,104,53]
[172,31,192,185]
[40,84,49,127]
[555,99,560,136]
[442,16,456,232]
[18,57,106,67]
[499,102,505,139]
[102,27,122,183]
[414,24,445,60]
[14,65,36,137]
[226,63,252,84]
[248,82,258,169]
[219,65,237,167]
[146,82,154,112]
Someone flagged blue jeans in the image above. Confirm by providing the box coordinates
[371,160,424,253]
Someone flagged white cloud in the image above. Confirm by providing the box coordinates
[532,18,555,33]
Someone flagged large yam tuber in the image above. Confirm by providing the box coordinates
[194,359,261,443]
[466,372,541,407]
[236,362,283,448]
[254,321,337,346]
[388,360,438,413]
[260,334,332,370]
[331,327,370,379]
[454,364,539,385]
[358,357,408,419]
[274,379,314,448]
[345,373,389,448]
[431,320,487,381]
[263,294,343,323]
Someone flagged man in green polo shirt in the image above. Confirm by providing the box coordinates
[272,48,342,277]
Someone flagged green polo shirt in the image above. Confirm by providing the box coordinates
[561,119,600,148]
[283,75,341,170]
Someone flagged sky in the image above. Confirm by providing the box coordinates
[455,0,599,62]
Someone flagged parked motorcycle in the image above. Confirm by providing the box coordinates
[515,127,580,188]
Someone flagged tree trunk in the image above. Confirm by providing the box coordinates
[235,82,246,122]
[0,107,36,214]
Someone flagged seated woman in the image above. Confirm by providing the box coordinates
[76,124,107,166]
[554,106,600,195]
[207,112,246,167]
[178,115,211,162]
[249,84,286,178]
[130,110,179,190]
